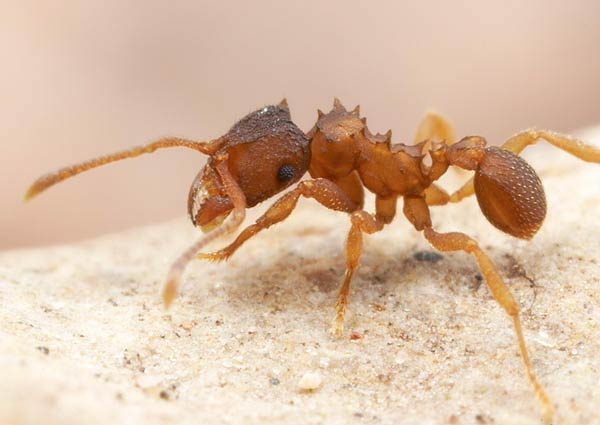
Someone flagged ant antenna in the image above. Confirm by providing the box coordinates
[25,137,222,200]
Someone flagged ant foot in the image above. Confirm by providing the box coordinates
[196,251,231,262]
[329,314,345,338]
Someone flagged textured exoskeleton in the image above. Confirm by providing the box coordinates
[26,99,600,422]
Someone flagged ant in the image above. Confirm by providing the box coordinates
[26,98,600,421]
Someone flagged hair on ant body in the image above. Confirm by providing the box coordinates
[27,98,600,422]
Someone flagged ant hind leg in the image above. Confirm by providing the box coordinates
[443,129,600,205]
[423,227,554,423]
[502,128,600,162]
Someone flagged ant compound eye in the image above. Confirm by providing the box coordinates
[277,164,295,183]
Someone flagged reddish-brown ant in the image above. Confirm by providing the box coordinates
[26,98,600,421]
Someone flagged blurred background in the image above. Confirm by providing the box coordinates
[2,0,599,249]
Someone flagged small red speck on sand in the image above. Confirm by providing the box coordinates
[350,332,363,340]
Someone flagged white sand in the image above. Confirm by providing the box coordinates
[2,146,599,425]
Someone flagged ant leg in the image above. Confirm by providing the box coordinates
[196,178,379,336]
[331,210,384,336]
[445,129,600,204]
[447,180,476,203]
[375,195,397,223]
[414,110,456,146]
[405,195,552,418]
[502,128,600,162]
[25,137,222,200]
[424,184,451,206]
[308,169,365,210]
[414,112,465,206]
[197,178,360,262]
[423,227,553,422]
[163,159,246,307]
[332,171,365,210]
[330,195,394,335]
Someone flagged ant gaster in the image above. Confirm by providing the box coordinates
[26,98,600,421]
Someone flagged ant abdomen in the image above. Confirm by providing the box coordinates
[474,146,546,239]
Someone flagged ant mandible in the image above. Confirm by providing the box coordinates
[26,98,600,421]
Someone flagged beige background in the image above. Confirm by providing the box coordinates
[2,1,600,249]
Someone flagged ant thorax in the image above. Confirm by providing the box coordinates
[308,99,431,198]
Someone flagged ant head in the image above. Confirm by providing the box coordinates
[188,99,311,231]
[474,147,547,239]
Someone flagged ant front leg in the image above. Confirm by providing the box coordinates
[328,171,365,210]
[197,178,383,337]
[197,178,360,262]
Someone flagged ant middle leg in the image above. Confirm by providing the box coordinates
[330,195,395,335]
[424,184,451,206]
[414,110,456,146]
[331,210,384,336]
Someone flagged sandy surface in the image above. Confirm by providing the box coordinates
[1,146,600,425]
